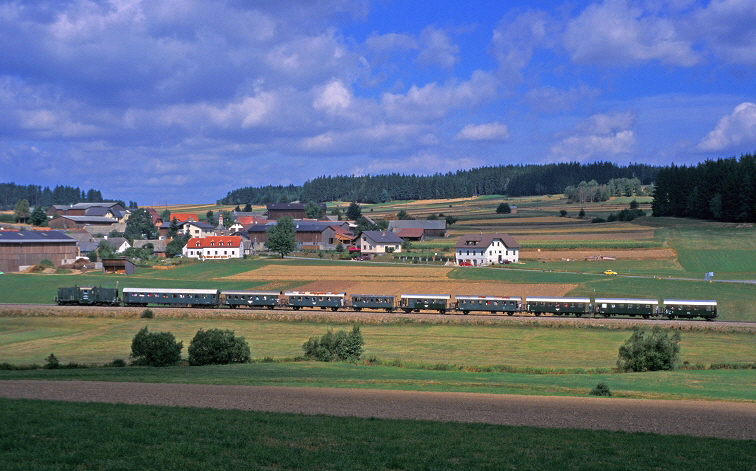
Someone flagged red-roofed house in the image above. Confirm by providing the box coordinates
[394,227,425,241]
[182,236,243,260]
[170,213,198,223]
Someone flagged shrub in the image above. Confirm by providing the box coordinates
[616,326,681,372]
[589,382,612,396]
[302,325,364,362]
[140,309,154,319]
[187,329,251,366]
[44,353,60,369]
[496,203,511,214]
[130,326,183,367]
[109,358,127,368]
[591,217,606,223]
[559,209,567,217]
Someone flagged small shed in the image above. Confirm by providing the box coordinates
[102,258,135,275]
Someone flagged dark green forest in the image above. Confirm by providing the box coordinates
[220,162,659,205]
[0,183,105,210]
[652,153,756,223]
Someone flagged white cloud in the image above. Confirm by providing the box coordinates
[381,70,499,122]
[490,10,553,83]
[549,112,636,161]
[697,102,756,152]
[455,122,510,141]
[313,80,353,114]
[416,26,459,69]
[563,0,700,66]
[693,0,756,65]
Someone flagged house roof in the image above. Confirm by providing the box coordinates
[267,203,326,211]
[454,233,521,249]
[70,202,124,210]
[84,207,111,217]
[0,230,76,244]
[187,236,242,248]
[101,237,129,249]
[170,213,198,222]
[185,221,215,230]
[234,216,271,226]
[388,220,447,230]
[58,216,118,224]
[395,228,425,238]
[132,239,167,252]
[361,230,403,244]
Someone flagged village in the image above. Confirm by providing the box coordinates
[0,201,521,274]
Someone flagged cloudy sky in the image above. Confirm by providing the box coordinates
[2,0,756,205]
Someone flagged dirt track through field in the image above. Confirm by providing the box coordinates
[1,380,755,440]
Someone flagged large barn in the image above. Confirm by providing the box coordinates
[0,230,78,272]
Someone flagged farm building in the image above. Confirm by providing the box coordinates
[48,215,119,231]
[46,202,126,220]
[455,233,520,266]
[182,236,243,260]
[266,203,327,220]
[243,221,353,251]
[0,230,78,272]
[102,258,136,274]
[360,230,403,258]
[388,220,447,238]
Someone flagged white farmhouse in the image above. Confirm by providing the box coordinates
[182,236,243,260]
[455,233,520,266]
[360,230,403,258]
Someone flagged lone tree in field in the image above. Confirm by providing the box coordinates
[265,216,297,258]
[617,326,681,372]
[187,328,251,366]
[302,325,364,362]
[130,326,183,367]
[496,203,511,214]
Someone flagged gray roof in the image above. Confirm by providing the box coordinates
[60,216,118,224]
[132,239,167,252]
[388,220,447,230]
[361,230,403,244]
[78,241,99,253]
[70,202,124,210]
[0,230,76,244]
[84,207,111,217]
[185,221,216,229]
[454,233,521,249]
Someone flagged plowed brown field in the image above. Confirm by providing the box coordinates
[521,248,675,260]
[223,265,574,297]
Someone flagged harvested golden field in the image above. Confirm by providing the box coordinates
[293,281,575,299]
[521,248,676,260]
[223,265,454,282]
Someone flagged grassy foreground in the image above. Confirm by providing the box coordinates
[2,399,754,471]
[1,317,755,368]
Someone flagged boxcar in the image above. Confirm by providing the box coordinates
[56,286,120,306]
[455,295,521,315]
[594,298,659,319]
[350,294,395,312]
[285,291,346,311]
[525,297,592,317]
[122,288,220,307]
[221,290,280,309]
[398,294,451,314]
[663,299,718,320]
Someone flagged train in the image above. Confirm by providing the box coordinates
[55,285,718,320]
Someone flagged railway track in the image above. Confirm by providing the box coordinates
[3,303,756,330]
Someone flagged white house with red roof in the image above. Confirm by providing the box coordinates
[454,233,520,266]
[182,236,243,260]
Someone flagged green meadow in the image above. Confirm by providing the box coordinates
[3,399,754,471]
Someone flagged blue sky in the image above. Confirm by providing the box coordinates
[1,0,755,205]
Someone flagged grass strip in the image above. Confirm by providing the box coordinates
[3,363,756,402]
